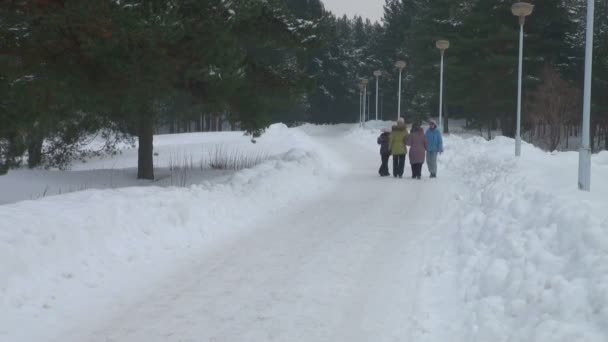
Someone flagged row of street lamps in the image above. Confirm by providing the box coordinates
[357,1,596,191]
[358,51,447,130]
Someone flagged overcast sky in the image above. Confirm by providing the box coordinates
[322,0,384,22]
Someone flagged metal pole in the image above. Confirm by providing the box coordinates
[359,90,362,127]
[381,93,383,120]
[363,85,367,123]
[515,21,524,157]
[367,92,371,120]
[439,51,445,133]
[579,0,594,191]
[375,76,379,121]
[397,69,402,120]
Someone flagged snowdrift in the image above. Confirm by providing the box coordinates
[442,135,608,341]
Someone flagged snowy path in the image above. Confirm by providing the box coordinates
[56,134,465,341]
[6,125,608,342]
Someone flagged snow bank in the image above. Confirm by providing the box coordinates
[442,135,608,341]
[0,124,332,205]
[0,124,344,341]
[595,151,608,166]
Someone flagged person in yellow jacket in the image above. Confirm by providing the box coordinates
[389,118,409,178]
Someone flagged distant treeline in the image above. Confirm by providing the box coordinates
[1,0,607,178]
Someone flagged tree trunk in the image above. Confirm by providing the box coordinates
[27,134,44,168]
[2,131,23,174]
[137,113,154,180]
[500,113,515,138]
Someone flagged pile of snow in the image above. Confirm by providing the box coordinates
[0,124,344,341]
[442,135,608,341]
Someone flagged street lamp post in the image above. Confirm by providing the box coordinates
[579,0,595,191]
[381,92,384,120]
[511,2,534,157]
[436,40,450,133]
[367,92,371,120]
[374,70,382,121]
[395,61,407,121]
[362,79,369,124]
[358,83,364,127]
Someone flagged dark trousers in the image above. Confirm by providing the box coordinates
[411,163,423,178]
[379,153,390,176]
[393,154,406,177]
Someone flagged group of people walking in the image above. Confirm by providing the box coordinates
[377,118,443,179]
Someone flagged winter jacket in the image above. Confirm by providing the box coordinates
[407,128,428,164]
[425,127,443,153]
[377,132,391,155]
[389,124,409,155]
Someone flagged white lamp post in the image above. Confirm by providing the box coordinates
[358,83,364,126]
[367,92,371,120]
[362,78,369,124]
[511,2,534,157]
[374,70,382,121]
[436,40,450,133]
[579,0,595,191]
[395,61,407,121]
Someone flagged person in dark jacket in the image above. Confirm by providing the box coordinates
[406,122,428,179]
[377,128,391,177]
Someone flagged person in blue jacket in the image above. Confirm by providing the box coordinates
[425,119,443,178]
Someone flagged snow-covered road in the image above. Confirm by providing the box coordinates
[4,124,607,342]
[59,135,465,342]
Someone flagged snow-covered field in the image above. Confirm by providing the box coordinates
[1,122,607,341]
[0,126,335,205]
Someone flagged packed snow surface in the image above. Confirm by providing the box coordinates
[1,123,607,342]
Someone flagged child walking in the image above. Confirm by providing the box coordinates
[377,128,391,177]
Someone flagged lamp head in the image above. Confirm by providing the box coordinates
[511,2,534,17]
[436,40,450,51]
